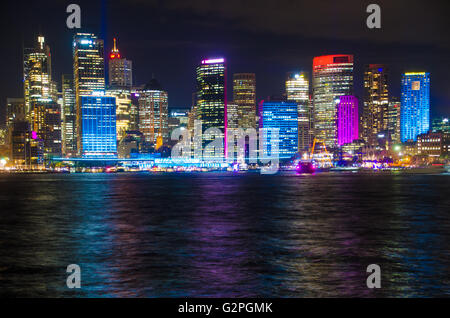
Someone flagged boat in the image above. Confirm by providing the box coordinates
[296,161,316,174]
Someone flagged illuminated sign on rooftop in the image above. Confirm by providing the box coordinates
[201,58,225,65]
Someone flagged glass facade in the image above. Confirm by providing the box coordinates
[336,96,359,146]
[73,33,105,155]
[138,79,169,145]
[363,64,389,145]
[312,55,353,148]
[32,101,62,158]
[400,72,430,142]
[388,97,401,143]
[286,72,311,150]
[108,38,133,88]
[80,96,117,158]
[107,88,133,141]
[6,98,26,128]
[62,74,76,156]
[259,100,298,159]
[232,73,256,129]
[23,36,52,116]
[196,58,227,160]
[431,117,450,133]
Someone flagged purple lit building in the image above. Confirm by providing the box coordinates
[336,96,359,146]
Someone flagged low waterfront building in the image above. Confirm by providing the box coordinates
[417,132,450,158]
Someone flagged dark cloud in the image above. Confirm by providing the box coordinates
[127,0,450,47]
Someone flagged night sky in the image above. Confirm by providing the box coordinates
[1,0,449,127]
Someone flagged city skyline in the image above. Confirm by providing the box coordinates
[1,1,450,301]
[1,0,450,127]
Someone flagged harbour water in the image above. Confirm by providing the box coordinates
[0,172,449,297]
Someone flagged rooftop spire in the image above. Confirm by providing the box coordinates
[112,38,119,53]
[110,37,121,59]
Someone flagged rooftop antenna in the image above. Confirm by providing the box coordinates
[112,37,118,53]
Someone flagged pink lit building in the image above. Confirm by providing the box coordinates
[336,96,359,146]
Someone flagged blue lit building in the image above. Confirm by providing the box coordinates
[259,100,298,159]
[80,95,117,158]
[401,72,430,142]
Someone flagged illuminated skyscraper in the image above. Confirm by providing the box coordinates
[23,36,61,159]
[227,101,239,129]
[61,74,76,156]
[196,58,227,160]
[107,39,133,141]
[23,36,52,116]
[336,96,359,146]
[259,99,298,159]
[286,72,311,150]
[32,101,62,158]
[138,79,169,146]
[388,97,401,143]
[232,73,256,129]
[400,72,430,142]
[73,33,105,155]
[363,65,389,145]
[10,121,43,168]
[108,38,132,88]
[312,55,353,147]
[107,88,133,141]
[80,94,117,157]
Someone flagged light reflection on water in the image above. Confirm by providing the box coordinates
[0,172,449,297]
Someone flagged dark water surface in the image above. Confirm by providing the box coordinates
[0,172,449,297]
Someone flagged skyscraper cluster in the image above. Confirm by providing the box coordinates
[2,31,439,168]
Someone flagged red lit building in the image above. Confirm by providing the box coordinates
[312,54,354,148]
[109,38,133,89]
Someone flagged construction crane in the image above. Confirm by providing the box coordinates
[310,138,333,167]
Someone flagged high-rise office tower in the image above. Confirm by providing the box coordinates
[259,99,298,159]
[400,72,430,142]
[312,55,353,148]
[432,117,450,133]
[107,88,133,141]
[80,94,117,157]
[108,38,132,88]
[61,74,76,156]
[226,101,240,158]
[286,72,311,151]
[138,79,169,146]
[6,98,26,129]
[336,96,359,146]
[168,109,189,134]
[23,36,62,159]
[73,33,106,155]
[187,104,198,138]
[32,101,62,158]
[10,121,43,168]
[130,88,142,131]
[227,102,239,129]
[363,65,389,145]
[232,73,256,129]
[196,58,227,160]
[23,36,52,116]
[388,97,401,143]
